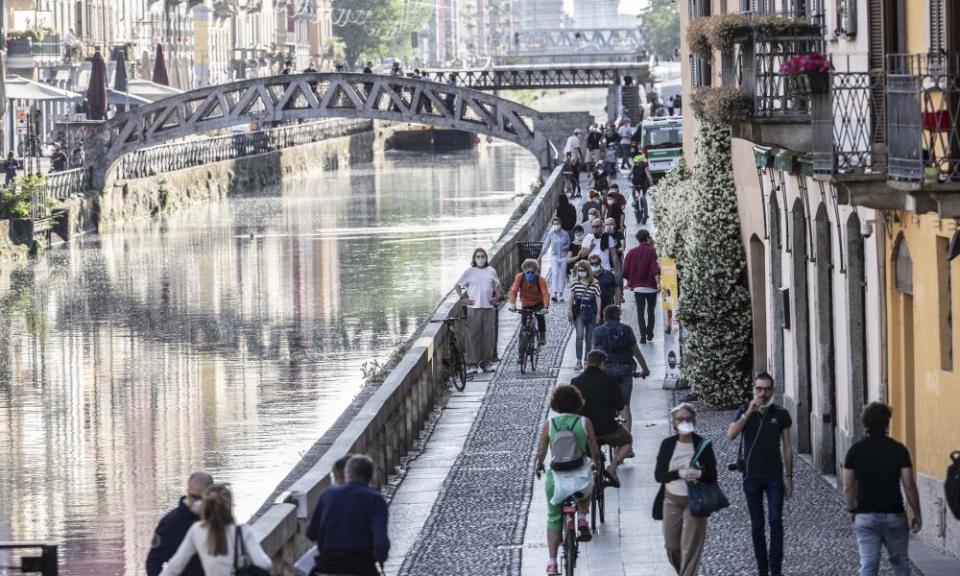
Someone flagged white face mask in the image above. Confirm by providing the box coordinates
[574,234,583,241]
[189,500,204,516]
[605,225,614,233]
[475,257,487,266]
[677,421,696,435]
[591,265,601,274]
[577,270,588,279]
[552,224,561,232]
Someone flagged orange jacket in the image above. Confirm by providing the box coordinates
[509,273,550,308]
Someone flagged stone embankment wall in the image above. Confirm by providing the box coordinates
[96,126,378,230]
[247,165,566,574]
[0,220,29,262]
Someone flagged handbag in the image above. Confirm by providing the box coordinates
[234,524,271,576]
[686,439,730,518]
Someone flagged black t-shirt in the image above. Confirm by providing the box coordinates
[572,366,625,436]
[844,435,912,514]
[596,269,618,310]
[734,403,792,479]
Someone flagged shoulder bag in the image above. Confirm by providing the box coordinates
[234,524,271,576]
[686,438,730,518]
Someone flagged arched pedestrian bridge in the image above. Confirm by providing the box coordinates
[80,73,555,189]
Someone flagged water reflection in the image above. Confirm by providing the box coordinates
[0,144,537,575]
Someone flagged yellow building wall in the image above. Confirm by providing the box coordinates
[905,0,928,53]
[886,212,960,481]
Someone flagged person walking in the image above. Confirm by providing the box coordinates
[572,349,632,486]
[726,372,795,576]
[582,219,620,273]
[455,248,503,373]
[843,403,922,576]
[534,385,603,575]
[541,217,570,303]
[560,153,579,197]
[306,455,390,576]
[158,484,271,576]
[566,225,586,276]
[563,128,584,164]
[509,259,551,345]
[568,261,601,371]
[622,229,660,344]
[592,305,650,436]
[581,189,600,223]
[4,152,18,186]
[146,471,215,576]
[654,403,717,576]
[586,125,602,171]
[556,193,577,242]
[617,120,634,169]
[588,254,620,312]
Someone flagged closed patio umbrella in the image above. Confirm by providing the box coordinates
[113,49,129,112]
[153,44,169,86]
[86,50,108,120]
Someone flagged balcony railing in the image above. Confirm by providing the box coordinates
[751,34,824,118]
[6,36,62,61]
[812,71,884,176]
[886,53,960,186]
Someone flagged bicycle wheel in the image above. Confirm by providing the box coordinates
[590,479,599,532]
[598,482,606,523]
[518,334,528,375]
[449,336,467,392]
[564,517,577,575]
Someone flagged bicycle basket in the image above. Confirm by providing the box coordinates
[517,241,543,265]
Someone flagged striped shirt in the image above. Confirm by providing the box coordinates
[569,281,601,302]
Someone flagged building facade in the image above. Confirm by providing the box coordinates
[679,0,960,558]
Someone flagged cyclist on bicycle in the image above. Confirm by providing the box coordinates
[572,350,633,487]
[509,259,550,346]
[630,155,654,224]
[535,385,602,575]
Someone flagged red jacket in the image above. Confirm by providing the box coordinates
[622,243,659,290]
[509,273,551,308]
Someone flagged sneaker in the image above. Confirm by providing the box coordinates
[604,465,621,488]
[577,518,592,541]
[480,362,491,373]
[539,333,547,346]
[575,360,583,370]
[640,335,647,344]
[546,561,559,575]
[551,295,558,303]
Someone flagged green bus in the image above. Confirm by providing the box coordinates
[640,116,683,180]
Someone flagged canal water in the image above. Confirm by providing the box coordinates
[0,143,538,575]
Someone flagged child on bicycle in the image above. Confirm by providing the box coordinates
[508,259,551,345]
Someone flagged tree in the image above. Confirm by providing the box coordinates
[332,0,431,68]
[677,122,753,407]
[643,0,680,59]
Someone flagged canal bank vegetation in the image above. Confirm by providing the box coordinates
[651,121,753,408]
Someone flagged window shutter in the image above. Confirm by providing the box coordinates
[868,0,886,143]
[931,0,946,53]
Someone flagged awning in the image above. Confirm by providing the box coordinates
[126,79,183,102]
[5,75,82,101]
[107,88,152,107]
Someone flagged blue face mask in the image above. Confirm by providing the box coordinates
[524,271,536,282]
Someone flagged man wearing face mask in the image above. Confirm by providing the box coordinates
[588,254,620,312]
[582,219,620,272]
[541,218,571,303]
[727,373,795,576]
[146,471,214,576]
[509,259,551,345]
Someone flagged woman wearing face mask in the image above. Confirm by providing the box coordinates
[568,261,601,370]
[602,193,625,233]
[541,217,571,303]
[566,225,585,276]
[556,193,577,242]
[653,403,718,576]
[455,248,504,373]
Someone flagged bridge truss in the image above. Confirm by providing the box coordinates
[511,28,644,55]
[422,64,650,91]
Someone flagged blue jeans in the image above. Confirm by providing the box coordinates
[743,477,785,575]
[855,513,911,576]
[573,314,594,361]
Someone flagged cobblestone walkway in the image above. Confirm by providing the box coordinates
[397,306,573,576]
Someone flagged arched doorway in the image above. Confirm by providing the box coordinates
[750,234,768,373]
[769,191,786,404]
[791,200,812,454]
[891,233,916,456]
[846,213,867,442]
[814,204,837,475]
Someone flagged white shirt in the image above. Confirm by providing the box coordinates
[588,237,613,270]
[618,125,633,144]
[457,266,501,309]
[159,523,271,576]
[666,440,696,496]
[563,135,582,155]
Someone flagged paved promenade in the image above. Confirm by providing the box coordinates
[385,174,960,575]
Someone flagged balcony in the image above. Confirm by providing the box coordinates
[5,34,63,68]
[886,54,960,190]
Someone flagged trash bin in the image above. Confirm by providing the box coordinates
[516,241,543,266]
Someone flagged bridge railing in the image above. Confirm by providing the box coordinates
[113,118,373,181]
[247,164,567,573]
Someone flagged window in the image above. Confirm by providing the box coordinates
[938,236,954,371]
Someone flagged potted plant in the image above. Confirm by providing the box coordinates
[780,53,833,96]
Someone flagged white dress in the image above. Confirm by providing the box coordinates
[159,522,272,576]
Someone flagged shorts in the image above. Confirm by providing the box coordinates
[597,425,632,447]
[616,373,634,403]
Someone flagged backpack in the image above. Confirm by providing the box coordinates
[575,290,598,324]
[947,451,960,520]
[550,417,585,471]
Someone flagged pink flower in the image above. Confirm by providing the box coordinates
[780,53,833,75]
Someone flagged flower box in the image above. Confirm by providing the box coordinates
[787,72,830,96]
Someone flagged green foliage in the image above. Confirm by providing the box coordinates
[0,175,45,219]
[677,122,752,407]
[690,86,754,124]
[644,0,680,59]
[333,0,431,68]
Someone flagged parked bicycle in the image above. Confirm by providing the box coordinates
[432,316,468,391]
[515,309,544,374]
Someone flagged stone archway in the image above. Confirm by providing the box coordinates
[814,204,837,475]
[791,199,813,454]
